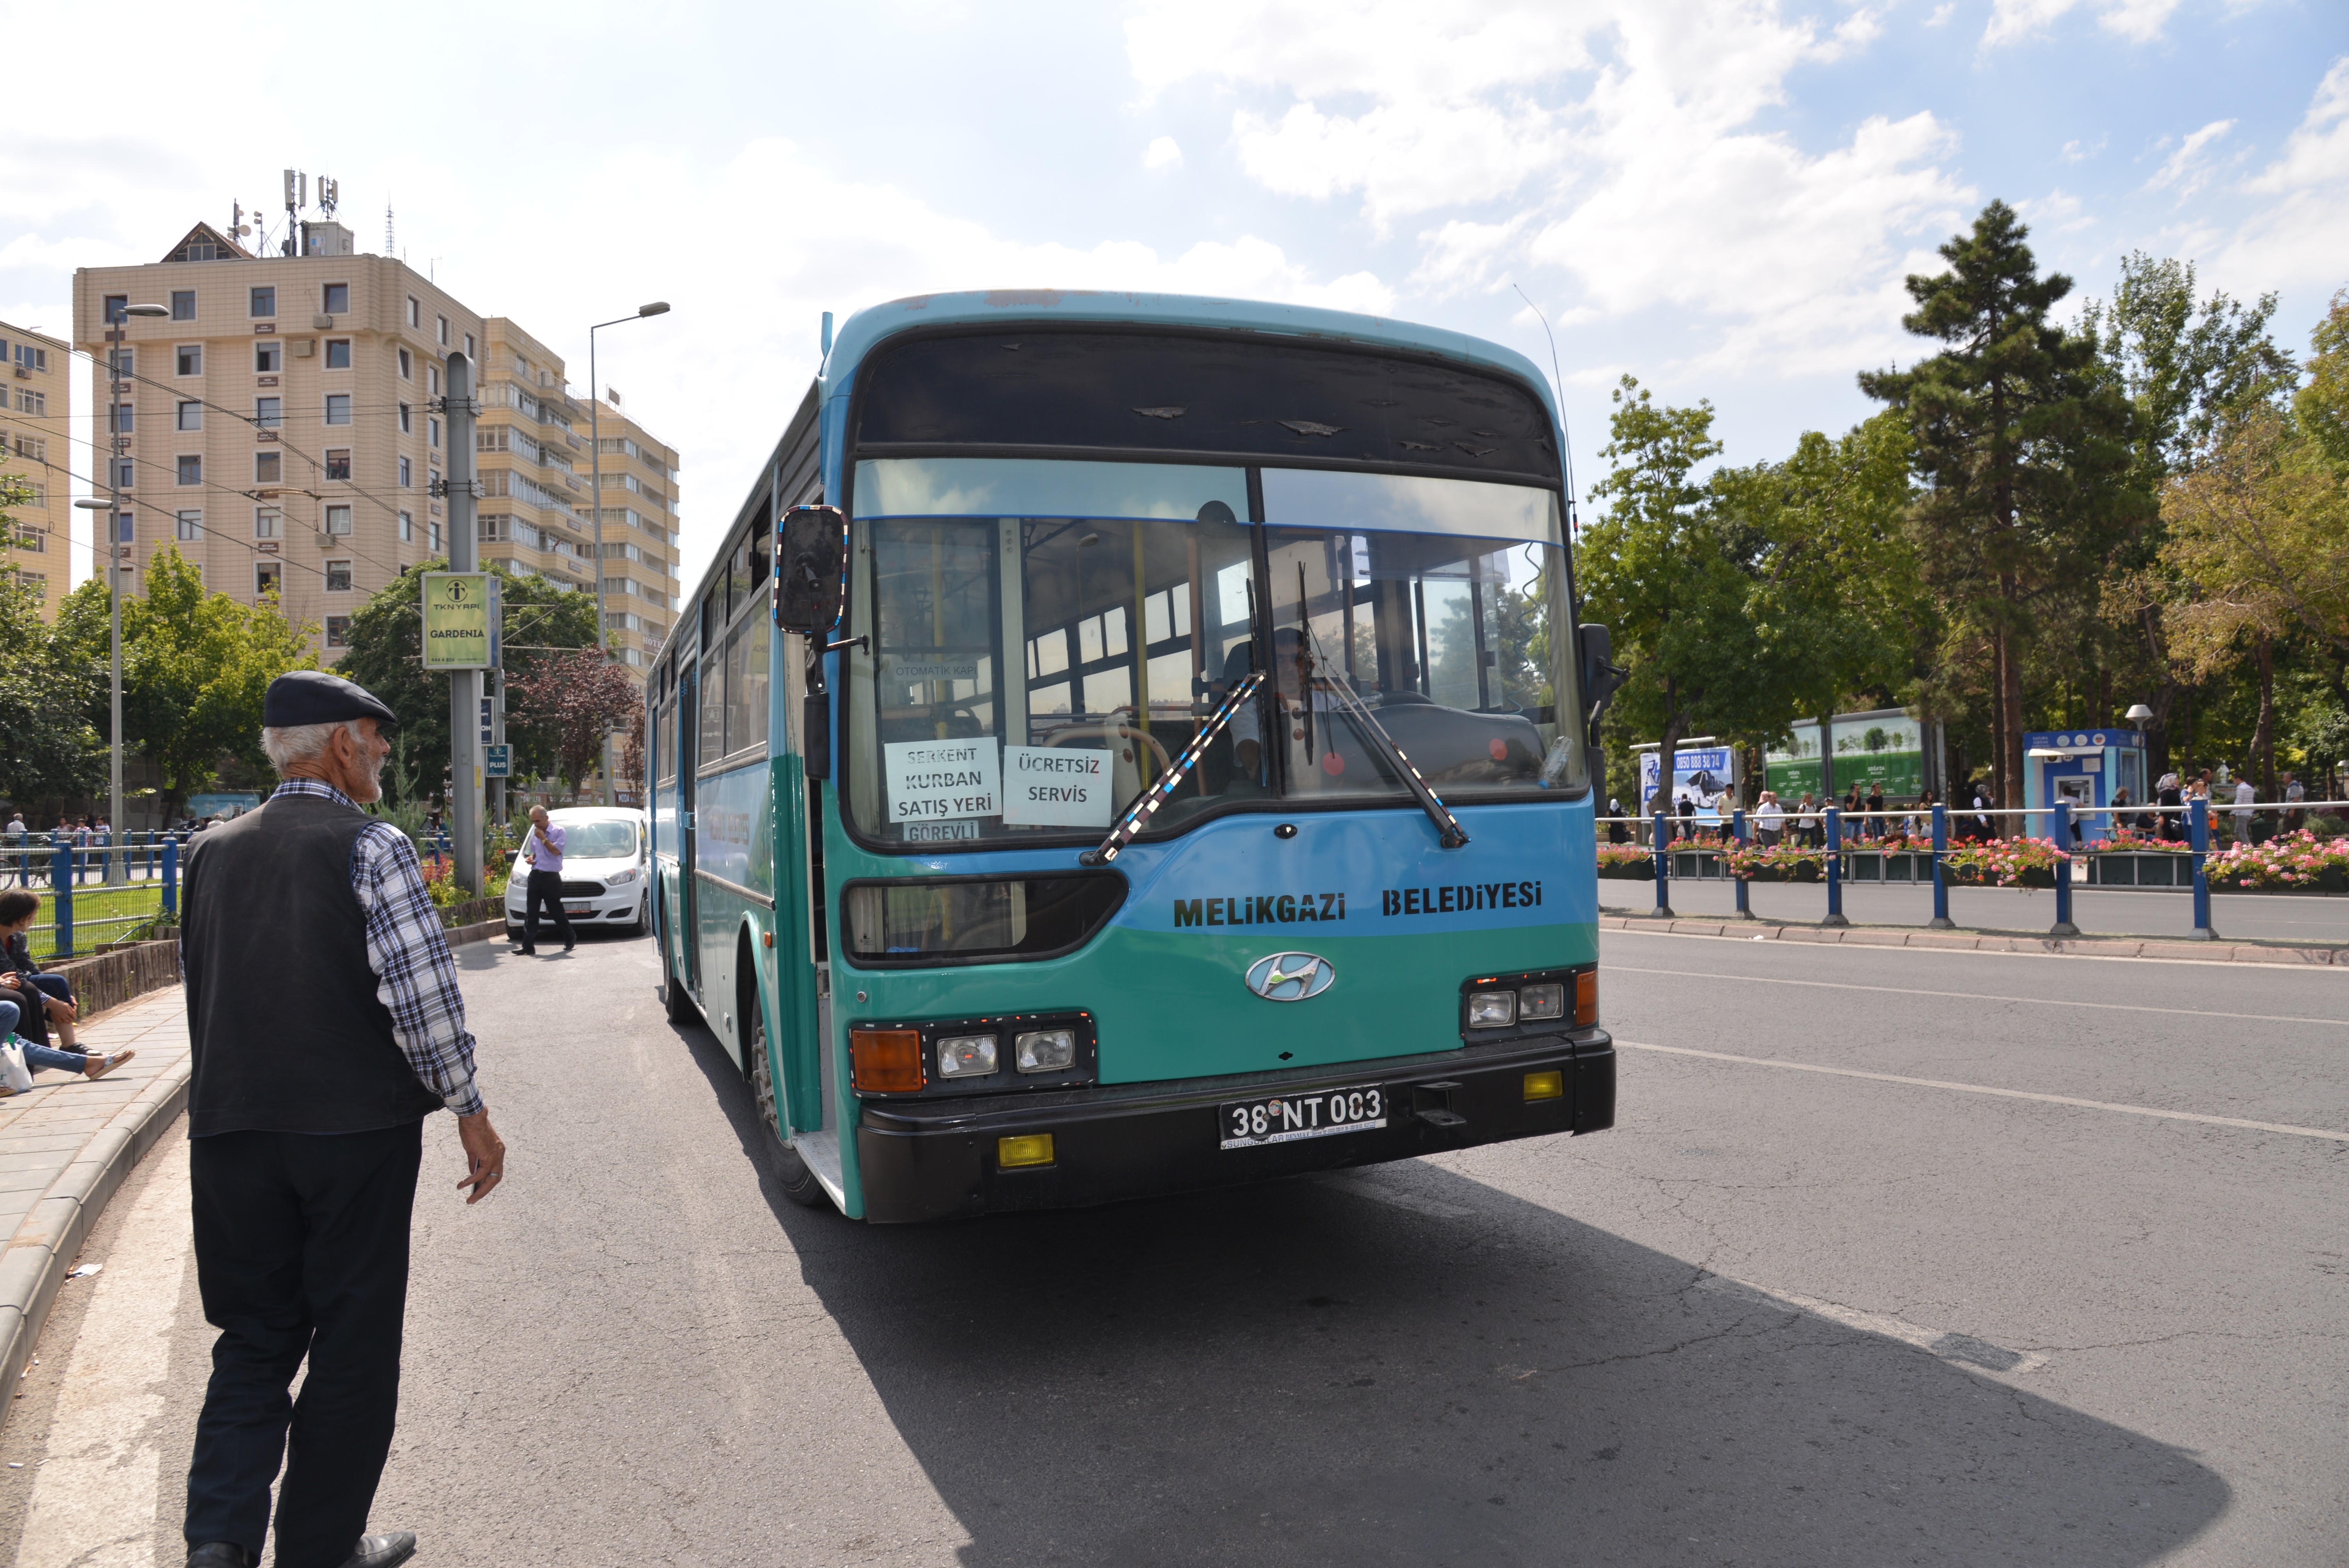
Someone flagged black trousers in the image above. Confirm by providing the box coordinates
[186,1120,424,1568]
[522,867,574,948]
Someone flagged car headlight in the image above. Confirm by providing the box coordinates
[604,868,639,886]
[1015,1028,1075,1073]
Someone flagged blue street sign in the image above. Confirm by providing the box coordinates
[484,744,512,779]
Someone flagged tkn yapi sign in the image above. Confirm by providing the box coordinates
[421,572,502,671]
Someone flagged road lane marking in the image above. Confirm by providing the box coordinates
[1694,1273,2048,1374]
[1606,924,2344,971]
[19,1140,192,1563]
[1615,1039,2349,1142]
[1609,966,2349,1029]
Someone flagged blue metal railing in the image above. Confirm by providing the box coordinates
[1601,797,2345,942]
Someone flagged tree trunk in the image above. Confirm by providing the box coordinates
[1998,587,2025,814]
[2254,635,2276,802]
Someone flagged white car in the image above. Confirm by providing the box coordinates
[504,808,650,940]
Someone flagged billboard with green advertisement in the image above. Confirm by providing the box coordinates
[1763,709,1933,802]
[421,572,501,671]
[1832,709,1926,798]
[1763,720,1822,800]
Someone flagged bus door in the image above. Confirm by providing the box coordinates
[678,659,701,994]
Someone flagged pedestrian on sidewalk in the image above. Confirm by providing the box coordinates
[0,889,89,1051]
[1753,790,1784,847]
[179,670,507,1568]
[2231,771,2255,846]
[4,811,22,889]
[1606,799,1630,845]
[513,804,575,956]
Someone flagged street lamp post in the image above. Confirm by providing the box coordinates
[586,301,670,806]
[75,299,171,884]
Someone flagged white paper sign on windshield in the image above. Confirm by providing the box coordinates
[884,738,1001,827]
[1002,746,1115,827]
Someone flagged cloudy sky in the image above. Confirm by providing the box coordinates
[2,0,2342,587]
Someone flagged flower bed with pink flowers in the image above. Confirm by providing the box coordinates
[2203,831,2349,891]
[1939,836,2071,888]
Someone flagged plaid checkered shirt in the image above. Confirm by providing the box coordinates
[264,779,485,1117]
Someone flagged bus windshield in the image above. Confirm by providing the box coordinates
[843,457,1583,848]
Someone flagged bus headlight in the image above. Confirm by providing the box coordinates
[1466,991,1517,1028]
[937,1034,999,1078]
[1015,1028,1075,1073]
[1518,983,1565,1021]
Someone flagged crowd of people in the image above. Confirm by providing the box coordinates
[1607,765,2331,849]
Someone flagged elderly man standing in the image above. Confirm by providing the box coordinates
[180,671,507,1568]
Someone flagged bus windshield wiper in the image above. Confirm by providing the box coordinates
[1298,627,1469,850]
[1080,672,1265,866]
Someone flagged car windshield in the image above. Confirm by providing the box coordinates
[546,820,638,859]
[842,458,1581,848]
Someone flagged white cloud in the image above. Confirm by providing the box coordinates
[1980,0,2183,46]
[1143,136,1183,170]
[2145,118,2237,197]
[2218,57,2349,290]
[2016,187,2094,232]
[1134,0,1973,374]
[1924,2,1956,25]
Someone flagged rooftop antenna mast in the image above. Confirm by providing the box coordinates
[385,203,396,256]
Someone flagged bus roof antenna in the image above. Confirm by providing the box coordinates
[1512,282,1577,533]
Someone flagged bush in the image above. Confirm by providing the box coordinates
[2204,830,2349,890]
[1940,836,2070,887]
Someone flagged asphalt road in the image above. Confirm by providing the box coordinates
[3,925,2344,1566]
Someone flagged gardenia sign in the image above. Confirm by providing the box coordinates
[421,572,501,671]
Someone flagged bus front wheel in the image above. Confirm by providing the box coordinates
[749,998,829,1210]
[661,935,697,1025]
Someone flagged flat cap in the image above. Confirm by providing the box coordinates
[263,670,400,732]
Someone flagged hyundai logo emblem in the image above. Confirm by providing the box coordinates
[1245,951,1335,1001]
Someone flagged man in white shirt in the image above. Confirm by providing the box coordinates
[514,806,575,956]
[2232,773,2256,845]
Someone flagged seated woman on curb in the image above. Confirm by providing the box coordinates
[0,889,132,1088]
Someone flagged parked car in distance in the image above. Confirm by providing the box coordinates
[505,808,650,939]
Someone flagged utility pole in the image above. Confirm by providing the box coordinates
[444,352,483,896]
[75,301,168,880]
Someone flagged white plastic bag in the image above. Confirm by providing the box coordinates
[0,1041,31,1095]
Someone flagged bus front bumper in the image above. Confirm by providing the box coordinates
[853,1032,1613,1224]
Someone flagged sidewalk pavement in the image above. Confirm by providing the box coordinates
[0,987,190,1413]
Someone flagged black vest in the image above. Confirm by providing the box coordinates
[183,792,447,1135]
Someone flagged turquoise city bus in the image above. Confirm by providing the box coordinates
[646,291,1616,1222]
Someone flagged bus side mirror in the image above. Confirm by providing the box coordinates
[1577,622,1626,739]
[774,504,847,636]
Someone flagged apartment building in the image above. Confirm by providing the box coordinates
[0,319,69,618]
[588,391,682,675]
[73,221,487,657]
[475,317,597,596]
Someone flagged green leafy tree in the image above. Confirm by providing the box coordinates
[55,547,317,820]
[1859,199,2136,808]
[2084,253,2296,772]
[335,563,602,799]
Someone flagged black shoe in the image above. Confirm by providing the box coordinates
[335,1535,419,1568]
[562,942,575,953]
[187,1546,256,1568]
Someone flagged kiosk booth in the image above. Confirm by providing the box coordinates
[2023,729,2148,843]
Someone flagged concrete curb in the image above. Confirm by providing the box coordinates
[0,1048,191,1409]
[448,918,503,947]
[1600,912,2349,966]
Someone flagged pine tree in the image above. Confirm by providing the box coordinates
[1859,200,2135,810]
